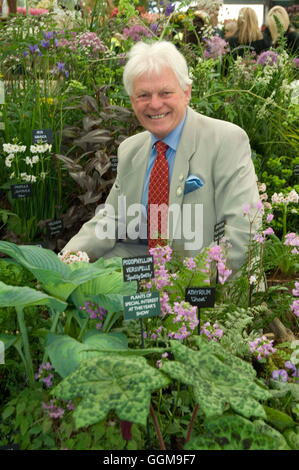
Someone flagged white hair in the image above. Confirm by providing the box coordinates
[123,41,192,96]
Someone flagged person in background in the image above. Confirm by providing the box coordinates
[223,19,237,40]
[265,5,299,55]
[228,7,271,58]
[63,41,260,273]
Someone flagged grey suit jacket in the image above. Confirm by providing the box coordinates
[63,107,260,272]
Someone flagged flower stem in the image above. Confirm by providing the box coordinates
[16,306,34,385]
[150,404,166,450]
[185,404,199,443]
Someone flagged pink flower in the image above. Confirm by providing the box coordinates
[266,213,274,223]
[253,233,265,244]
[263,227,274,236]
[242,204,251,215]
[256,200,264,211]
[183,257,197,270]
[291,300,299,317]
[284,233,299,247]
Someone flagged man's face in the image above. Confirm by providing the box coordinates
[130,67,191,139]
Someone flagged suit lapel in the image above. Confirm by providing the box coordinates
[124,133,152,207]
[168,108,198,243]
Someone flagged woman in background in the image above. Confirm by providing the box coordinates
[265,5,299,55]
[228,7,271,58]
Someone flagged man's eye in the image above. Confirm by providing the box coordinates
[161,91,172,96]
[138,94,149,99]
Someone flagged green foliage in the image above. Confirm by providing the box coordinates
[45,331,128,378]
[185,415,290,450]
[162,337,270,419]
[52,353,170,428]
[218,305,264,358]
[0,241,135,302]
[0,387,144,450]
[263,405,296,432]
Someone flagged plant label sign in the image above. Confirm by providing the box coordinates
[185,287,216,308]
[32,129,53,144]
[214,220,226,242]
[122,255,154,282]
[123,292,161,320]
[11,184,32,199]
[0,81,4,104]
[110,157,118,172]
[47,219,63,237]
[294,165,299,177]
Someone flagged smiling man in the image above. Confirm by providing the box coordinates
[63,41,259,273]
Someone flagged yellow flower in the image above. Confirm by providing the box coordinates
[40,97,55,105]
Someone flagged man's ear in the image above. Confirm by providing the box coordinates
[185,85,192,103]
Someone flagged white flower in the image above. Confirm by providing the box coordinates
[40,172,47,180]
[58,250,90,264]
[249,275,257,285]
[25,156,33,167]
[287,190,299,204]
[258,183,267,193]
[3,143,26,154]
[30,143,52,154]
[5,154,14,167]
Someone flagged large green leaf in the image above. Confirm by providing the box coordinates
[162,337,270,419]
[52,354,169,428]
[45,331,128,378]
[0,281,67,312]
[185,415,290,450]
[0,241,117,301]
[70,271,136,307]
[82,329,128,349]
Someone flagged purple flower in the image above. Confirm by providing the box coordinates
[123,25,153,42]
[28,44,42,56]
[165,3,175,16]
[293,58,299,68]
[272,369,288,382]
[43,31,55,40]
[204,36,229,59]
[40,40,50,48]
[257,51,279,66]
[56,62,69,78]
[150,23,159,33]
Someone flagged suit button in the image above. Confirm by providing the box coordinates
[176,187,182,196]
[179,174,184,182]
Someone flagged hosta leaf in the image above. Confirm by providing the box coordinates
[52,354,169,427]
[70,271,136,307]
[185,415,290,450]
[162,339,270,419]
[0,281,67,312]
[82,329,128,350]
[0,241,119,301]
[45,332,127,378]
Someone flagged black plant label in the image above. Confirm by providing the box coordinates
[11,183,32,199]
[185,287,216,308]
[122,255,154,282]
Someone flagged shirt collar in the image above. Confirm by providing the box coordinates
[151,111,187,151]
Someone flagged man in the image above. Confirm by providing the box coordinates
[63,41,260,272]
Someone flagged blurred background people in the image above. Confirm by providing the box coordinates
[265,5,299,55]
[228,7,271,58]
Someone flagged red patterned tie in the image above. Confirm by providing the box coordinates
[148,141,169,250]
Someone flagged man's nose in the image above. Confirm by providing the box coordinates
[149,94,163,108]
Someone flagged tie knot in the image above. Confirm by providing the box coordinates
[155,141,168,155]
